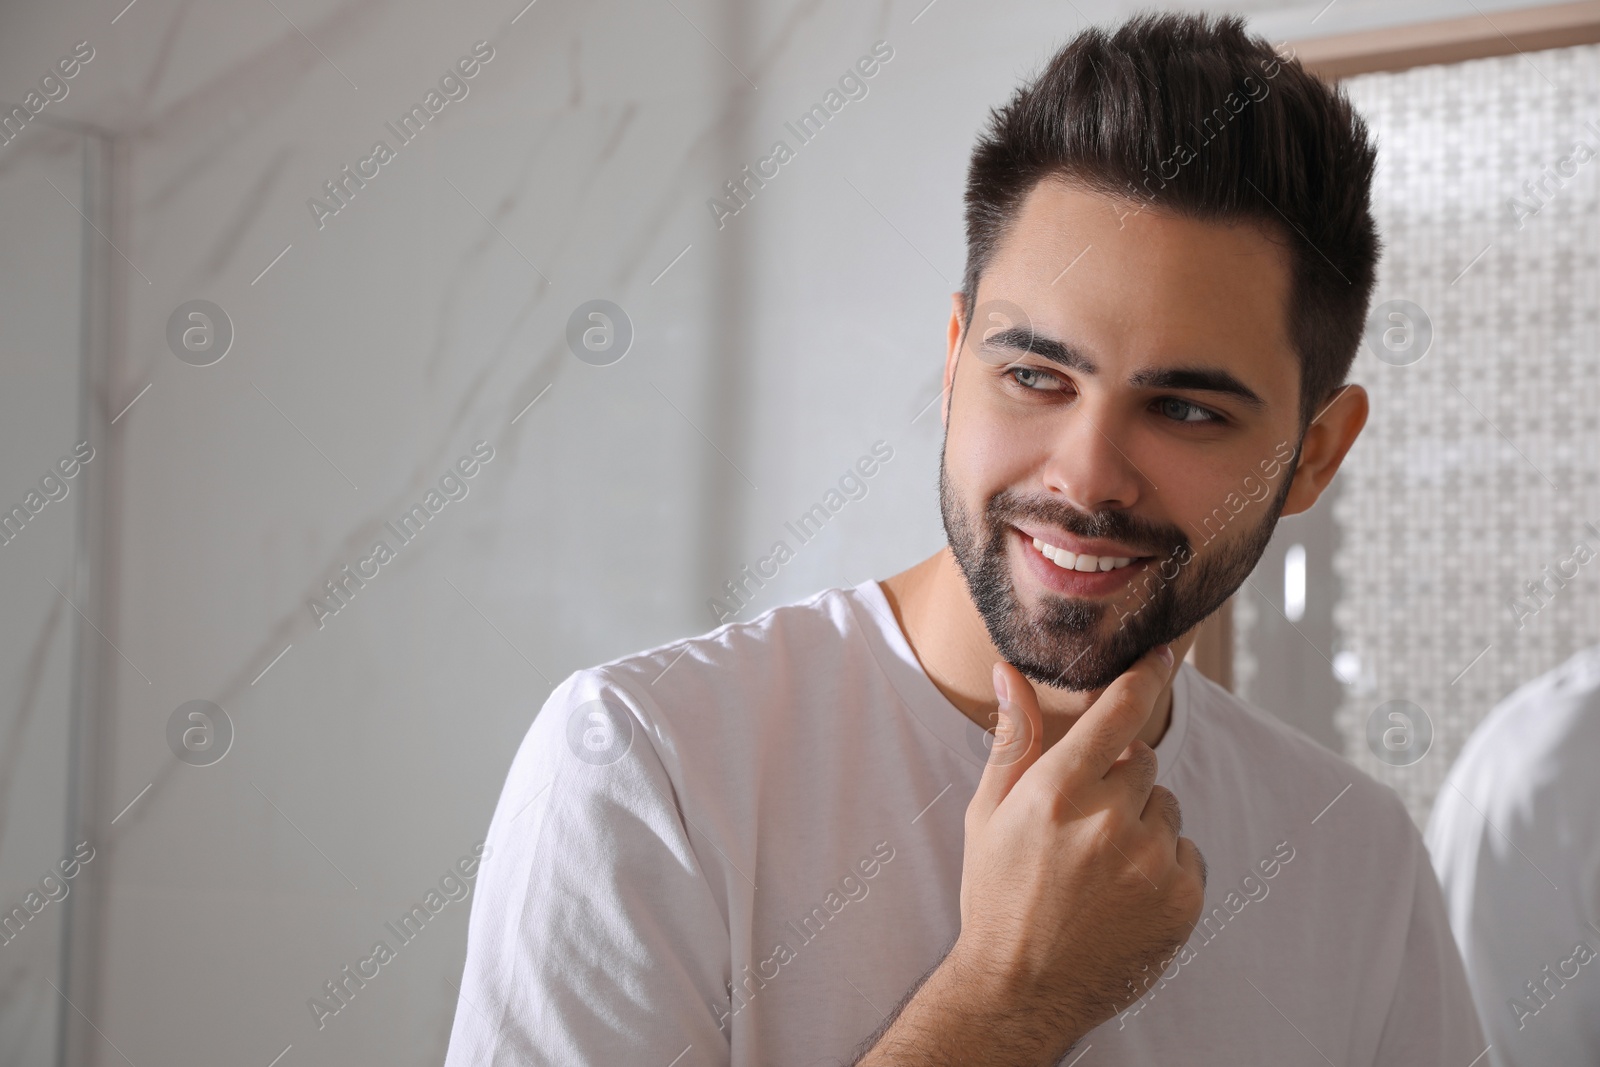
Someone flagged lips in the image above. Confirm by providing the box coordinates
[1012,526,1153,597]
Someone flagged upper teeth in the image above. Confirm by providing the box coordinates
[1033,537,1134,573]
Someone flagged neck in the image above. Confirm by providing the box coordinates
[879,547,1198,753]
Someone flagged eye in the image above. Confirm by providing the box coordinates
[1005,365,1068,392]
[1155,397,1222,424]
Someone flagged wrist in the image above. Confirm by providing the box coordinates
[927,940,1087,1062]
[939,936,1025,1008]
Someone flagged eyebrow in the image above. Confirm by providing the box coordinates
[979,325,1267,410]
[980,326,1096,374]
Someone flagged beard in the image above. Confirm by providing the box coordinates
[938,438,1296,692]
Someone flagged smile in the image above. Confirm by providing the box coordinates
[1010,526,1154,599]
[1030,536,1136,573]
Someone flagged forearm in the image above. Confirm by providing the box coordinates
[851,945,1082,1067]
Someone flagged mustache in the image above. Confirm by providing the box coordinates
[986,491,1188,557]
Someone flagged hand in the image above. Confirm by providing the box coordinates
[952,645,1207,1052]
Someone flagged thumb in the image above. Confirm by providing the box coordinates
[968,661,1042,825]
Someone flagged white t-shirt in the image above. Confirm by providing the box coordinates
[1425,645,1600,1067]
[444,579,1484,1066]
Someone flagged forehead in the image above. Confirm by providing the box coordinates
[981,178,1299,402]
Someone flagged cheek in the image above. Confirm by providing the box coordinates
[946,399,1043,501]
[950,367,1048,463]
[1163,447,1286,553]
[1148,453,1238,538]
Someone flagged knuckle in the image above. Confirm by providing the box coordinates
[1129,828,1171,874]
[1178,870,1207,920]
[1091,802,1133,842]
[1170,839,1208,911]
[1131,749,1159,786]
[1121,740,1155,771]
[1016,780,1063,823]
[1100,805,1127,840]
[1153,787,1183,834]
[1053,790,1090,827]
[1157,789,1181,817]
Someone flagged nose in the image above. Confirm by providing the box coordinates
[1038,398,1146,512]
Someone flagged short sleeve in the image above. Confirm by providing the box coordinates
[1372,822,1488,1066]
[443,669,733,1066]
[1426,729,1600,1066]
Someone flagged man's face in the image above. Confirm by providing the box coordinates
[940,178,1306,691]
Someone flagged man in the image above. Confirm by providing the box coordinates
[1426,645,1600,1066]
[444,13,1484,1065]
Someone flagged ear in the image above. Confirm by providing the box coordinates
[1280,383,1368,517]
[942,291,966,429]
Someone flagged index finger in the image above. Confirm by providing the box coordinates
[1032,644,1176,789]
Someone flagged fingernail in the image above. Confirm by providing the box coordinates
[992,662,1009,704]
[1156,644,1174,667]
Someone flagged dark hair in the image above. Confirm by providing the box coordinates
[960,11,1380,430]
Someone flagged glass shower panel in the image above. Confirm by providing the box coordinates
[0,122,94,1066]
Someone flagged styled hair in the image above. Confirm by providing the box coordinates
[960,11,1380,430]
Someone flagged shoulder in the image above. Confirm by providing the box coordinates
[1435,645,1600,834]
[484,585,864,878]
[511,584,860,787]
[1452,644,1600,782]
[585,583,859,704]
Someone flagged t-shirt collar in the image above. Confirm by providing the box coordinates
[847,577,1190,784]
